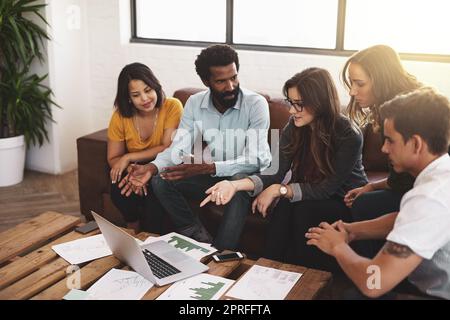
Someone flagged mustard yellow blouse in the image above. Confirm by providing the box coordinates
[107,97,183,152]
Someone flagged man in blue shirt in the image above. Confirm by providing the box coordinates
[120,44,271,250]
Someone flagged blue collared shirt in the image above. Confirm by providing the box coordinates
[152,88,271,177]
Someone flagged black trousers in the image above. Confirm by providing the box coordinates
[350,189,403,258]
[264,197,351,272]
[110,174,166,234]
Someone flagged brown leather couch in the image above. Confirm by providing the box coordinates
[77,88,388,257]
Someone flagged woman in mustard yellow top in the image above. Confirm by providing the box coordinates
[107,63,183,232]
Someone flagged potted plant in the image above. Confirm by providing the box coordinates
[0,0,58,186]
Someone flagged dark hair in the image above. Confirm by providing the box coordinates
[195,44,240,82]
[342,45,421,128]
[114,62,165,117]
[380,87,450,155]
[283,68,341,180]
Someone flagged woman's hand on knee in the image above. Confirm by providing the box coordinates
[110,155,131,184]
[251,185,279,217]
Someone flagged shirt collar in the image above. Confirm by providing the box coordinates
[201,88,243,111]
[414,153,450,187]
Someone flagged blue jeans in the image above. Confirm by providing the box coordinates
[350,189,404,258]
[151,173,252,250]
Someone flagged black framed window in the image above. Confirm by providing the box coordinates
[131,0,450,62]
[135,0,226,43]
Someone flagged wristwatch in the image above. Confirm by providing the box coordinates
[279,184,288,197]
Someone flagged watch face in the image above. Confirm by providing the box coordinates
[280,186,288,195]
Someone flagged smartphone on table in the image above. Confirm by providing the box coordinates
[75,221,99,234]
[212,251,244,262]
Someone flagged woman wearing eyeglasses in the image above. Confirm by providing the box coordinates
[200,67,368,271]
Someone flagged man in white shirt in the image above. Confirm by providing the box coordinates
[306,87,450,299]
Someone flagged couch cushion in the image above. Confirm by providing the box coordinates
[366,171,388,183]
[268,98,291,130]
[173,88,204,106]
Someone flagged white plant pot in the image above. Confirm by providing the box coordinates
[0,135,26,187]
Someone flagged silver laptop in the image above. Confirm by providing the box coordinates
[91,211,209,286]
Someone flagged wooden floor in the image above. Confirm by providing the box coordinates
[0,170,82,233]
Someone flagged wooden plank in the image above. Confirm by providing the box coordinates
[0,212,81,264]
[0,229,100,290]
[292,267,332,300]
[0,212,68,246]
[29,229,140,300]
[225,258,255,281]
[30,255,123,300]
[141,257,241,300]
[0,258,70,300]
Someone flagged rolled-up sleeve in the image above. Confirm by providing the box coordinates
[247,175,264,197]
[289,183,303,202]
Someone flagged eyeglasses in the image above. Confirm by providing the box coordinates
[285,98,306,112]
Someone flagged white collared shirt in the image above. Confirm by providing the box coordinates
[387,154,450,299]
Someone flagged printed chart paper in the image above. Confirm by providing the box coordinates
[157,273,234,300]
[143,232,217,260]
[226,265,302,300]
[87,268,153,300]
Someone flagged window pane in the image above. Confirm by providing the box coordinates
[136,0,226,42]
[345,0,450,55]
[233,0,338,49]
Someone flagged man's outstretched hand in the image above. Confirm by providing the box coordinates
[119,163,155,197]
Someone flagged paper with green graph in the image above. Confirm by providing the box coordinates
[142,232,217,260]
[157,273,234,300]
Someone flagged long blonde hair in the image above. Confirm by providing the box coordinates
[342,45,421,130]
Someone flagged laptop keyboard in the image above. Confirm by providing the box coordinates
[143,249,181,279]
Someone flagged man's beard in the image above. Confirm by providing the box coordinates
[211,84,240,109]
